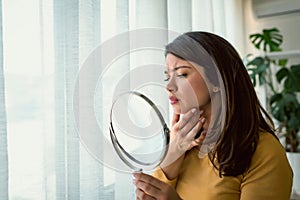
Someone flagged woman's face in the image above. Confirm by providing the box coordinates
[165,53,211,114]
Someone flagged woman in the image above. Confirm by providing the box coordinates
[133,32,293,200]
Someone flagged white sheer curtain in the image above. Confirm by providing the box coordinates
[0,0,9,199]
[0,0,243,199]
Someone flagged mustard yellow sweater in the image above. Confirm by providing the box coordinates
[153,132,293,200]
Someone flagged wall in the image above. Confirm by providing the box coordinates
[243,0,300,56]
[242,0,300,107]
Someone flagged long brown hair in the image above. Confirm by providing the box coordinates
[166,32,276,176]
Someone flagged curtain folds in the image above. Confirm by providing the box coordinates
[0,0,243,199]
[53,0,81,199]
[0,0,9,199]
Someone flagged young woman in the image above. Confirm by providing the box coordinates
[133,32,293,200]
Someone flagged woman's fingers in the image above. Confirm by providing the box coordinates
[133,172,182,200]
[185,117,206,141]
[133,172,163,190]
[177,108,201,130]
[169,108,207,152]
[135,188,156,200]
[133,173,162,199]
[169,108,207,151]
[176,118,205,150]
[171,113,180,127]
[192,130,206,146]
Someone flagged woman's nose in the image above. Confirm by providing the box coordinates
[166,76,177,92]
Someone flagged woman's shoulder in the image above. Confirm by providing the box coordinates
[240,132,293,199]
[256,131,284,155]
[247,131,291,172]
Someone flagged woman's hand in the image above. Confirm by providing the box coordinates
[133,172,182,200]
[160,108,206,171]
[171,108,206,152]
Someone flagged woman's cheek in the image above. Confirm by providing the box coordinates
[180,86,199,113]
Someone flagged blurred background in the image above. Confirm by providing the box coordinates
[0,0,299,199]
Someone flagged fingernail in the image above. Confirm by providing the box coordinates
[201,117,206,123]
[133,171,141,178]
[191,108,196,113]
[133,173,138,178]
[199,110,204,115]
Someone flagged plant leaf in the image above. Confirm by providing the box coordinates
[291,64,300,75]
[278,59,288,67]
[247,57,264,67]
[250,28,283,52]
[257,64,268,73]
[284,76,300,91]
[258,74,265,85]
[270,93,282,105]
[276,68,289,83]
[284,75,293,90]
[288,114,300,131]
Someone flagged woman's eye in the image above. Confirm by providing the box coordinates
[177,73,187,78]
[164,73,187,81]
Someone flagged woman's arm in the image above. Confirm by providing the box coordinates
[160,153,185,180]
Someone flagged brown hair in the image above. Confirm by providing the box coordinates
[166,32,276,176]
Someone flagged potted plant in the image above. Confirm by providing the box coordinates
[245,28,300,152]
[245,27,300,196]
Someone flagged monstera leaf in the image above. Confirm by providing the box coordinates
[249,28,282,52]
[246,56,269,86]
[276,64,300,92]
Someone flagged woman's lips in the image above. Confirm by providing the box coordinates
[169,96,179,105]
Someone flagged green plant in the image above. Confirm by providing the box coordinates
[246,28,300,152]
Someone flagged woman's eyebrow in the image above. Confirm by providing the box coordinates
[174,66,191,70]
[165,66,192,73]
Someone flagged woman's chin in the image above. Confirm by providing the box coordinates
[172,106,191,115]
[172,102,199,114]
[171,105,181,115]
